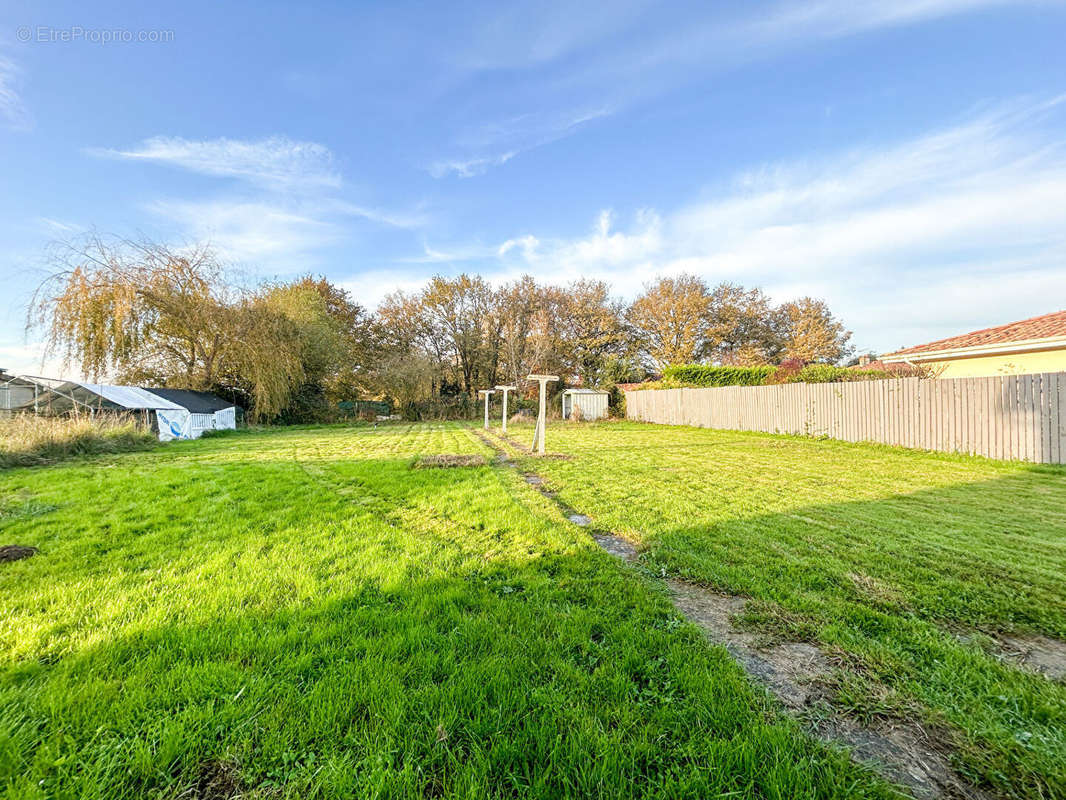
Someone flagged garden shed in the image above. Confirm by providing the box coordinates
[561,388,609,420]
[142,388,238,441]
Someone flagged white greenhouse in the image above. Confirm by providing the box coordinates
[0,371,237,440]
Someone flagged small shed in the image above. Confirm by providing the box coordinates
[142,388,238,440]
[561,388,609,420]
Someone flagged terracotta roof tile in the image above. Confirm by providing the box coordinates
[884,310,1066,358]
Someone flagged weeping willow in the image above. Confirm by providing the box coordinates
[30,236,304,420]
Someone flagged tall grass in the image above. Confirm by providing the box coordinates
[0,414,156,468]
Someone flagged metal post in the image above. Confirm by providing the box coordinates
[495,385,516,435]
[526,375,559,455]
[478,389,495,430]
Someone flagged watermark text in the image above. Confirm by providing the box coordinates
[17,26,175,44]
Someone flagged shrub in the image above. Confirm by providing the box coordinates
[661,364,776,387]
[630,361,929,391]
[0,414,157,469]
[786,365,905,383]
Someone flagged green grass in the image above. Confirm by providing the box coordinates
[1,423,898,800]
[508,420,1066,798]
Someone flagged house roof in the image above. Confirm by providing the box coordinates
[562,388,609,395]
[883,310,1066,360]
[143,387,234,413]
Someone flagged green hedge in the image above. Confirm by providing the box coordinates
[631,363,910,390]
[662,364,776,387]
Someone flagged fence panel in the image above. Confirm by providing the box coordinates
[624,373,1066,464]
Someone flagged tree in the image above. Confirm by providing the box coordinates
[554,279,628,385]
[705,283,784,365]
[418,274,499,395]
[495,275,556,385]
[260,276,375,408]
[628,273,712,368]
[374,352,436,411]
[779,297,853,364]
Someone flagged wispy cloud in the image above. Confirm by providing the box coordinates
[396,241,502,264]
[0,53,31,130]
[328,200,430,229]
[430,151,517,178]
[745,0,1029,43]
[91,135,341,189]
[94,134,428,265]
[148,199,342,262]
[430,106,611,177]
[429,0,1026,176]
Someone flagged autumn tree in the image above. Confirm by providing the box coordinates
[704,283,785,365]
[419,274,499,395]
[779,296,853,363]
[628,273,712,368]
[30,237,230,385]
[259,276,376,408]
[495,275,560,384]
[553,279,628,385]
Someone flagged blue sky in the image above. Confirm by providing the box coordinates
[2,0,1065,376]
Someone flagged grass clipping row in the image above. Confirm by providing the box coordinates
[413,454,488,469]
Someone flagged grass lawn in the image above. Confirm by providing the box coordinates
[505,421,1066,799]
[1,423,894,800]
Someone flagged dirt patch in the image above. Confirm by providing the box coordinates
[414,454,488,469]
[999,635,1066,681]
[194,759,245,799]
[523,473,544,485]
[814,717,990,800]
[0,545,38,563]
[568,513,591,526]
[668,580,830,709]
[668,579,990,799]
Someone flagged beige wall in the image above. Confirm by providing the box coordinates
[909,348,1066,378]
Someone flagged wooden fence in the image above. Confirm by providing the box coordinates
[624,373,1066,464]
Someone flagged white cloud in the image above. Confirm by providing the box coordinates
[430,151,517,178]
[36,217,82,234]
[95,134,428,265]
[149,199,342,262]
[478,97,1066,352]
[0,54,31,130]
[326,200,429,229]
[429,0,1030,176]
[91,135,341,189]
[431,106,612,177]
[742,0,1030,43]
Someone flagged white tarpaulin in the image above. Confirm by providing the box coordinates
[76,384,183,410]
[156,409,192,441]
[156,407,237,441]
